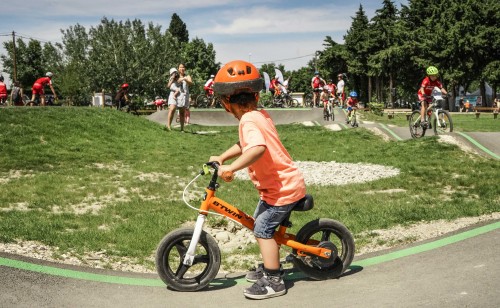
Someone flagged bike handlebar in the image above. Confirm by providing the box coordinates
[202,162,234,182]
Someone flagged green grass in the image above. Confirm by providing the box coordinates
[362,110,500,132]
[0,107,499,270]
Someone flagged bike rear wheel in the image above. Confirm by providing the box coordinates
[409,110,426,138]
[433,110,453,135]
[156,228,221,291]
[291,218,355,280]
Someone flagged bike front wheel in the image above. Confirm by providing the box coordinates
[409,110,426,138]
[433,110,453,135]
[156,228,221,291]
[291,218,355,280]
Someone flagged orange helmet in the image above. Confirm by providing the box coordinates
[213,60,262,96]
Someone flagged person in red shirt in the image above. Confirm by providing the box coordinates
[0,75,7,105]
[210,60,306,299]
[204,74,216,107]
[31,72,57,106]
[269,76,282,97]
[418,66,447,127]
[346,91,359,121]
[311,71,326,108]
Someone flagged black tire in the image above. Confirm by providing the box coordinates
[409,110,426,138]
[195,95,209,108]
[304,93,313,108]
[155,228,221,291]
[291,218,355,280]
[433,110,453,135]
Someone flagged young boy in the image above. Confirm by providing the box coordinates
[209,60,306,300]
[346,91,359,122]
[320,87,329,112]
[418,66,447,127]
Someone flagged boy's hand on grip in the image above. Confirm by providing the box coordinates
[221,171,234,182]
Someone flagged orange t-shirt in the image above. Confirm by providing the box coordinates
[239,110,306,206]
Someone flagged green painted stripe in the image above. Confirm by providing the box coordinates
[457,132,500,160]
[1,221,498,287]
[0,257,165,287]
[379,123,403,141]
[353,220,500,267]
[339,123,348,129]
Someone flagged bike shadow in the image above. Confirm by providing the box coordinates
[183,265,364,292]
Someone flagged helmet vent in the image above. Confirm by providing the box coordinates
[227,67,234,76]
[246,66,252,74]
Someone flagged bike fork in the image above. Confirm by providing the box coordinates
[183,214,207,266]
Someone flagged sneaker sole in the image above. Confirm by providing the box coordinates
[244,289,286,300]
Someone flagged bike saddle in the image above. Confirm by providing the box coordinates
[292,194,314,212]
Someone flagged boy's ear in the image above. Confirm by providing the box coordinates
[254,92,259,101]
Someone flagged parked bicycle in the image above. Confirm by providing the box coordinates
[155,162,355,291]
[409,88,453,138]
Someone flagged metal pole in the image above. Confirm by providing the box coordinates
[12,31,18,82]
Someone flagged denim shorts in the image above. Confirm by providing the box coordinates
[253,199,299,239]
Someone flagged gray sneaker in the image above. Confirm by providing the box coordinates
[245,264,264,282]
[245,264,284,283]
[243,274,286,300]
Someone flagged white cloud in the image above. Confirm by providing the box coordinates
[197,6,351,35]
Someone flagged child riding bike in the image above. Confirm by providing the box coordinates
[320,87,329,112]
[210,60,306,300]
[346,91,359,123]
[418,66,448,128]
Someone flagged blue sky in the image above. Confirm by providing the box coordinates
[0,0,407,84]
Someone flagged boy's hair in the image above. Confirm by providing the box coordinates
[228,92,257,105]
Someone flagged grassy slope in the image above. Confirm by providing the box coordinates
[0,107,498,265]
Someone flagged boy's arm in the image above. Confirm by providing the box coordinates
[209,142,243,165]
[220,145,265,176]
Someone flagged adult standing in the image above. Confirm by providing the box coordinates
[311,72,326,108]
[166,63,192,132]
[336,73,345,107]
[31,72,57,106]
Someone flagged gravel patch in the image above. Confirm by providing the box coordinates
[234,161,400,186]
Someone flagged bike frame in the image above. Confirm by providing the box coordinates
[183,164,332,266]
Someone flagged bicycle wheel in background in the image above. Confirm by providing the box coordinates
[304,93,313,108]
[409,110,425,138]
[195,94,209,108]
[433,110,453,135]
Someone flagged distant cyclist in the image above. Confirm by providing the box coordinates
[325,79,337,104]
[320,87,329,113]
[0,75,7,105]
[418,66,447,127]
[311,71,326,108]
[31,72,57,106]
[346,91,359,123]
[269,75,282,97]
[115,83,130,110]
[204,74,215,107]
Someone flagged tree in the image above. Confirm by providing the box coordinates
[168,13,189,44]
[180,37,220,97]
[344,5,371,102]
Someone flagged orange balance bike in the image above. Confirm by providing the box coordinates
[155,162,355,291]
